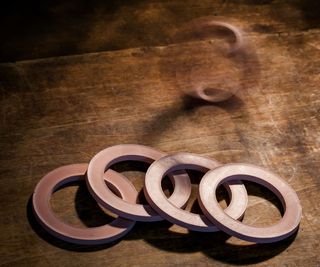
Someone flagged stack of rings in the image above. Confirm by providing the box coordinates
[32,144,302,245]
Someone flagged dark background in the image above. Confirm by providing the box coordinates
[0,1,319,266]
[0,0,319,62]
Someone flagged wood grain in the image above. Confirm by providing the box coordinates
[0,1,319,266]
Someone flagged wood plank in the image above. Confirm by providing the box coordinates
[0,2,319,266]
[0,0,319,62]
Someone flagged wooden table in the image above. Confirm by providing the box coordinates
[0,1,319,266]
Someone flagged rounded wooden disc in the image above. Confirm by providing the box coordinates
[199,163,302,243]
[86,144,192,222]
[144,153,248,232]
[32,164,137,245]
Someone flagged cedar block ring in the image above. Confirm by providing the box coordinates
[199,163,302,243]
[86,144,192,222]
[32,164,136,245]
[144,153,248,231]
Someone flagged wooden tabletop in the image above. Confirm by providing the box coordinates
[0,1,319,266]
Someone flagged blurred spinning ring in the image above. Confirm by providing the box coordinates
[86,144,192,222]
[173,17,249,102]
[199,163,302,243]
[32,164,136,245]
[144,153,248,232]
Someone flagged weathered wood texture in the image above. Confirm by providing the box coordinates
[0,1,319,266]
[1,0,319,62]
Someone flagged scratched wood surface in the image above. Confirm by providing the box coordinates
[0,1,319,266]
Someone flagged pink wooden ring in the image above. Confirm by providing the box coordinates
[205,21,245,53]
[199,163,302,243]
[175,17,247,102]
[176,18,245,54]
[144,153,248,232]
[86,144,192,222]
[32,164,136,245]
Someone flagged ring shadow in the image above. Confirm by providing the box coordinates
[27,163,298,263]
[141,23,261,146]
[142,179,297,265]
[26,161,175,252]
[137,94,248,147]
[26,190,122,252]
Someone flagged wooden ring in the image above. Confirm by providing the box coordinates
[199,163,302,243]
[175,18,247,102]
[144,153,248,231]
[32,164,136,245]
[86,144,192,222]
[176,18,245,54]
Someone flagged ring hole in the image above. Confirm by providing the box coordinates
[51,180,116,228]
[110,161,149,204]
[110,161,174,204]
[161,176,174,198]
[203,87,227,96]
[216,184,230,209]
[202,87,233,101]
[241,181,284,227]
[182,170,230,214]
